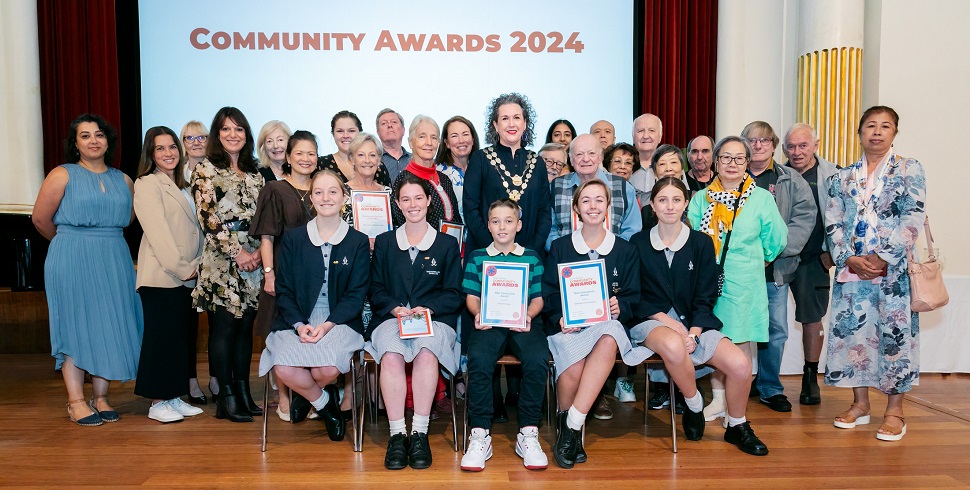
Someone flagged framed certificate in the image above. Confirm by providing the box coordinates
[571,207,612,233]
[479,261,529,328]
[351,190,392,238]
[558,259,610,328]
[398,310,434,338]
[440,221,464,242]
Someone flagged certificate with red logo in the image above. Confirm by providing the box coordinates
[479,261,529,328]
[558,259,609,328]
[398,309,434,338]
[351,190,392,238]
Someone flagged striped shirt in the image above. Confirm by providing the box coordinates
[463,243,543,300]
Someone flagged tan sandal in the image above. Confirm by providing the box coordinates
[876,412,906,441]
[834,403,871,429]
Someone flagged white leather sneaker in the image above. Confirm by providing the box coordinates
[460,428,493,472]
[148,401,184,423]
[168,397,204,417]
[515,426,548,470]
[613,378,636,403]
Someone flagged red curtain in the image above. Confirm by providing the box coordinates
[37,0,122,174]
[641,0,718,148]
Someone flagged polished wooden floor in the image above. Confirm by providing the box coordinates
[2,354,969,489]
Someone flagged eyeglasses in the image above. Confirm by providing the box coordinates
[610,158,634,168]
[184,135,207,142]
[543,157,565,170]
[717,155,748,166]
[745,137,772,146]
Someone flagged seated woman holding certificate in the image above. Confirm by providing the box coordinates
[542,179,649,469]
[460,199,549,472]
[257,169,370,442]
[367,173,464,471]
[630,177,768,456]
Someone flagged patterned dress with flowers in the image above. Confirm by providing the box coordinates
[823,154,926,394]
[192,160,264,318]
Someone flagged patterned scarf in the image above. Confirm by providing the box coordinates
[699,176,755,257]
[846,150,895,256]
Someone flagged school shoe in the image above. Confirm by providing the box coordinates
[384,433,409,470]
[613,378,636,403]
[592,395,613,420]
[515,426,548,470]
[148,401,184,423]
[759,394,793,413]
[553,412,580,469]
[649,387,685,414]
[682,406,705,441]
[724,422,769,456]
[408,431,433,469]
[460,428,493,471]
[168,398,204,417]
[320,385,346,441]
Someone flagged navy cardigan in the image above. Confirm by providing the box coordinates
[271,225,371,335]
[629,228,723,332]
[541,234,640,336]
[367,230,464,338]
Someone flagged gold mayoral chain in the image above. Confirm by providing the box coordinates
[484,146,537,201]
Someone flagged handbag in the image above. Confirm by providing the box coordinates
[715,190,743,297]
[908,216,948,312]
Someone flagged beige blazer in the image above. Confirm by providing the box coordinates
[133,172,203,289]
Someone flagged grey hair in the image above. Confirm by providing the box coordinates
[407,115,440,146]
[375,108,404,128]
[783,123,818,144]
[687,135,715,151]
[632,113,663,138]
[348,132,384,157]
[539,142,566,155]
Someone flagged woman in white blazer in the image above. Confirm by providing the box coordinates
[132,126,206,423]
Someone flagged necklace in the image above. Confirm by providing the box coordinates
[484,147,537,201]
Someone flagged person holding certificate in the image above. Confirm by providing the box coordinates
[631,177,768,456]
[257,169,370,442]
[541,180,649,469]
[389,115,462,231]
[343,132,392,243]
[367,173,464,470]
[460,199,548,472]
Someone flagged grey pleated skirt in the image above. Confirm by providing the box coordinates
[629,320,724,366]
[365,318,459,375]
[258,324,365,376]
[547,319,651,380]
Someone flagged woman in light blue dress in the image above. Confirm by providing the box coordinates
[33,114,143,426]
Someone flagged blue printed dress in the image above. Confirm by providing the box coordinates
[44,164,143,381]
[824,153,926,394]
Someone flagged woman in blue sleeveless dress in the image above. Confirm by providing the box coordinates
[32,114,143,426]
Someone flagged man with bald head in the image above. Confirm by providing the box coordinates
[590,120,616,149]
[630,113,663,193]
[685,135,716,192]
[782,123,838,406]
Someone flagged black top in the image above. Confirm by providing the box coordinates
[272,224,371,335]
[541,234,640,336]
[752,166,780,281]
[799,162,825,260]
[258,166,281,184]
[629,227,723,332]
[463,143,552,254]
[390,168,463,230]
[367,230,464,337]
[686,171,715,195]
[318,154,392,188]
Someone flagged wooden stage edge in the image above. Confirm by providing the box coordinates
[1,354,969,488]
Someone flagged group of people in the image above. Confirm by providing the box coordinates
[34,92,926,471]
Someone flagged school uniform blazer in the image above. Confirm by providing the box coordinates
[541,232,640,336]
[367,225,464,338]
[272,220,370,335]
[133,173,203,289]
[630,225,723,332]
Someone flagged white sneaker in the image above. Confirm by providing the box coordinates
[704,396,726,422]
[168,398,204,417]
[515,426,548,470]
[460,428,493,472]
[613,378,636,403]
[148,401,184,423]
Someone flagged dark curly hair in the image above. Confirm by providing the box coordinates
[484,93,537,148]
[65,114,118,165]
[205,106,258,173]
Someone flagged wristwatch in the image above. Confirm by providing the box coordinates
[263,266,274,274]
[689,334,700,345]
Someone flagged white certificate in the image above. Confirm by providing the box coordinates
[558,259,610,328]
[571,207,612,233]
[479,261,529,328]
[440,221,464,242]
[398,310,434,338]
[351,190,392,238]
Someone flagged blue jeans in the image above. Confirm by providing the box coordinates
[756,283,790,398]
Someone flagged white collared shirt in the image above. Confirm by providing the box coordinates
[571,230,616,256]
[306,218,350,246]
[486,242,525,256]
[650,223,690,266]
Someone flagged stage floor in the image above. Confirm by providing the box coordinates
[2,354,969,488]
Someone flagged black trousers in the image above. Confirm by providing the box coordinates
[466,325,549,430]
[187,310,200,379]
[134,286,192,399]
[206,305,257,383]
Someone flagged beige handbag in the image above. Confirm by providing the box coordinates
[908,216,948,312]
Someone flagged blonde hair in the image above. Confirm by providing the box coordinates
[257,120,292,168]
[179,120,208,158]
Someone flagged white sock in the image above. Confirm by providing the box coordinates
[389,418,407,436]
[412,414,430,434]
[309,390,329,411]
[566,406,586,431]
[684,391,703,413]
[727,415,747,427]
[709,388,725,403]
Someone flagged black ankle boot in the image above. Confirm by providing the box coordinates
[233,380,263,416]
[215,384,253,423]
[800,365,821,405]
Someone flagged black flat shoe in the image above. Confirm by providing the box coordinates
[321,385,345,441]
[408,432,432,469]
[289,392,312,423]
[799,366,821,405]
[188,393,207,405]
[574,434,587,463]
[759,394,792,412]
[683,407,705,441]
[384,433,409,470]
[553,411,579,469]
[724,421,769,456]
